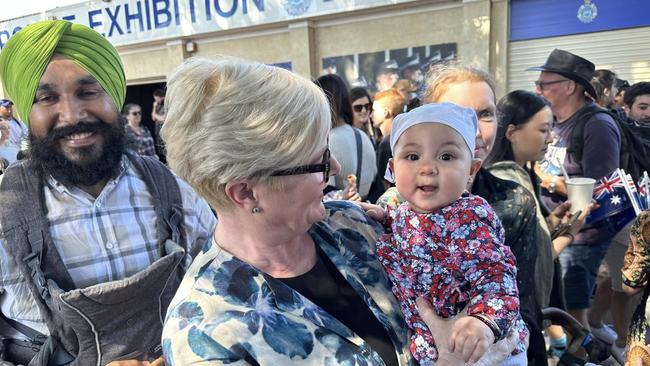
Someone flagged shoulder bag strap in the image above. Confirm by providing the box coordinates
[126,154,186,251]
[353,128,362,191]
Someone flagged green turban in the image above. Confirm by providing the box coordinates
[0,20,126,125]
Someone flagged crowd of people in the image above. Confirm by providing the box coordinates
[2,19,650,366]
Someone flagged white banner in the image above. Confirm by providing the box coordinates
[0,0,418,49]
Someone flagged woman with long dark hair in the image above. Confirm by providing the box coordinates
[485,90,592,360]
[315,75,377,199]
[350,87,379,144]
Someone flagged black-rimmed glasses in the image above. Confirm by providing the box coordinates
[534,79,570,92]
[271,148,331,183]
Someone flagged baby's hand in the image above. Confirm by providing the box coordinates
[449,315,495,363]
[355,202,386,222]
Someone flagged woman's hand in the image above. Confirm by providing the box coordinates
[548,200,597,232]
[448,316,494,363]
[566,203,595,236]
[345,191,362,202]
[547,201,571,230]
[417,297,518,365]
[416,297,468,365]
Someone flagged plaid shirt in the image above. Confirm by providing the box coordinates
[125,125,157,157]
[0,158,216,337]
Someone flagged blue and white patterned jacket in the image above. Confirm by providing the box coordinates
[162,201,413,365]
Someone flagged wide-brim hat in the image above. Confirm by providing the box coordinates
[527,48,597,99]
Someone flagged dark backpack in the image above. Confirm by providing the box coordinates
[567,105,650,181]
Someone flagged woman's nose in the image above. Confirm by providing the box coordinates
[330,154,341,177]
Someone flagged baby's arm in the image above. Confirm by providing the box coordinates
[463,204,519,335]
[449,199,520,360]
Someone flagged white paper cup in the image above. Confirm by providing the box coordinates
[566,177,596,214]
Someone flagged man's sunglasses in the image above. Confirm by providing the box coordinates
[352,103,372,113]
[271,148,331,183]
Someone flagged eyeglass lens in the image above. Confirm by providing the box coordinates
[353,103,372,113]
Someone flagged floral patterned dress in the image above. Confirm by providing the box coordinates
[375,193,529,365]
[162,201,414,365]
[621,210,650,364]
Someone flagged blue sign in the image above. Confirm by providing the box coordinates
[511,0,650,41]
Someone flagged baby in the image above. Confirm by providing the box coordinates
[375,103,528,365]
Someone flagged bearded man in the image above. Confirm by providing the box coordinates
[0,20,216,366]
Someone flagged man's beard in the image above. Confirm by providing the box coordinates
[29,117,126,187]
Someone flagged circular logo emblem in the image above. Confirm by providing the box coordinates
[282,0,312,16]
[577,0,598,23]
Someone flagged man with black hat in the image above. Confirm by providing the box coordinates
[531,49,621,334]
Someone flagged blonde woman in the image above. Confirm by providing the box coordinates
[160,57,412,365]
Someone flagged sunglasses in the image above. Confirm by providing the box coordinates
[352,103,372,113]
[271,148,331,183]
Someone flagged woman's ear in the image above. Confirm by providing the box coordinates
[603,86,612,98]
[224,179,258,211]
[505,124,518,143]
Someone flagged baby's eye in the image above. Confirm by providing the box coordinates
[405,153,419,161]
[439,153,455,161]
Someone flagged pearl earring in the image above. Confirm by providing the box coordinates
[252,207,261,214]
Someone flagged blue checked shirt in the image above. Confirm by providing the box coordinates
[0,158,216,337]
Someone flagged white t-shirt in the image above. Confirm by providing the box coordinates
[328,124,377,198]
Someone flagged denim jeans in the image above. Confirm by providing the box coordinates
[559,240,612,309]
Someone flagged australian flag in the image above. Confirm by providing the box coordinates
[587,169,636,231]
[624,172,644,214]
[639,172,650,210]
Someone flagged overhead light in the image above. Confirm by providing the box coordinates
[185,41,196,53]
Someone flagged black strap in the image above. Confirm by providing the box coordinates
[353,128,362,191]
[0,312,44,343]
[125,153,186,254]
[0,311,50,364]
[23,230,49,299]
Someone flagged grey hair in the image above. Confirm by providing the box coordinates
[162,56,331,211]
[423,61,496,103]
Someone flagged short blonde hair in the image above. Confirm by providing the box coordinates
[162,57,331,211]
[374,89,406,117]
[423,61,495,103]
